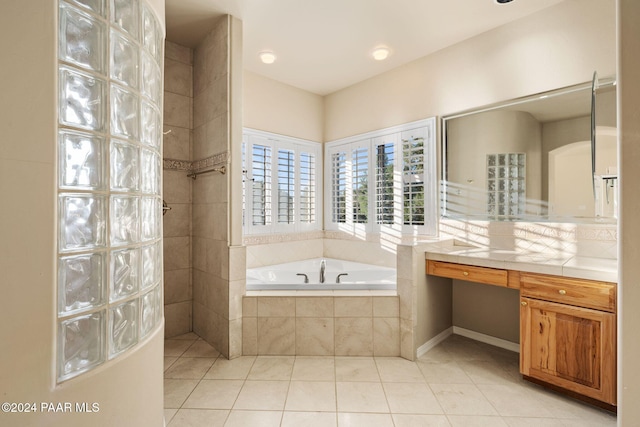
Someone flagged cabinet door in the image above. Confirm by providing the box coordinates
[520,297,616,405]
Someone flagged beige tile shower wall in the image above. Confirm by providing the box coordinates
[193,17,230,158]
[163,41,193,337]
[242,296,400,357]
[191,16,243,358]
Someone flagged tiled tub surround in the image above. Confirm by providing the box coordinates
[242,295,401,357]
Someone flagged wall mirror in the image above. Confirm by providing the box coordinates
[441,76,617,223]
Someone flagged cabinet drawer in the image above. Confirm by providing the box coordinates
[520,272,616,313]
[426,260,508,287]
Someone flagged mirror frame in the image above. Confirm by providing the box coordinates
[440,77,617,223]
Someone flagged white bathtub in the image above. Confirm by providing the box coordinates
[246,258,396,291]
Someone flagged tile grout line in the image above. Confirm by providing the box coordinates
[164,335,616,426]
[164,336,201,425]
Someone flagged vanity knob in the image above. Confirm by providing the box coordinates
[463,271,469,276]
[558,289,567,295]
[521,301,528,306]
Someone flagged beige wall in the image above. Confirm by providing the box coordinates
[245,237,324,269]
[452,281,520,343]
[321,0,616,347]
[243,71,324,142]
[163,41,194,337]
[618,0,640,422]
[0,0,164,426]
[242,72,323,271]
[324,0,616,141]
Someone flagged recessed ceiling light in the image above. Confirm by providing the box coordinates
[372,46,390,61]
[259,51,276,64]
[494,0,514,3]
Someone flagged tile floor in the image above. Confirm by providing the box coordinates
[164,333,617,427]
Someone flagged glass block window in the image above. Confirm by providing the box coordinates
[487,153,526,219]
[325,118,437,236]
[57,0,164,382]
[242,129,322,234]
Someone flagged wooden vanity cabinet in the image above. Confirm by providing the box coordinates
[424,260,617,407]
[519,273,616,407]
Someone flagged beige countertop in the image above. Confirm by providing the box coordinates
[424,240,617,283]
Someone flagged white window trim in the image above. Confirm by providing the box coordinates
[324,118,437,236]
[243,128,323,236]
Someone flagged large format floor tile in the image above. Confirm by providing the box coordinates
[163,332,617,427]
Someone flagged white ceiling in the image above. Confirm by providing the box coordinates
[165,0,565,95]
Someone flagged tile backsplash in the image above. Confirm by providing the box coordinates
[439,218,617,259]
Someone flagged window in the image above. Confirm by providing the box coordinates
[243,129,322,235]
[331,151,347,223]
[277,149,294,224]
[251,144,271,226]
[375,139,395,225]
[402,128,427,226]
[299,152,316,223]
[352,146,369,224]
[487,153,526,219]
[325,118,437,236]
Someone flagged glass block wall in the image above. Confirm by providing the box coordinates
[57,0,164,382]
[486,153,526,219]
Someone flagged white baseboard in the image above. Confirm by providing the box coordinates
[453,326,520,353]
[415,326,519,358]
[416,327,453,358]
